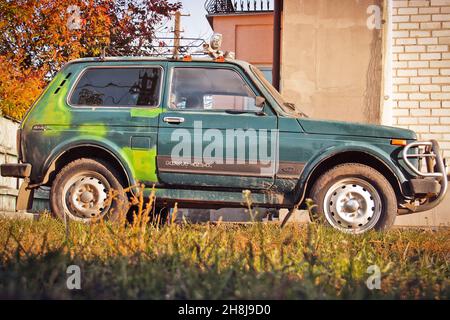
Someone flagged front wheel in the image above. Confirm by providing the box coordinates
[309,163,397,234]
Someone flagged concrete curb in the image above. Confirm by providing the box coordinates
[0,211,39,220]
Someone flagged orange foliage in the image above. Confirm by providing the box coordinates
[0,0,181,120]
[0,56,45,120]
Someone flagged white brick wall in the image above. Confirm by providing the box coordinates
[391,0,450,158]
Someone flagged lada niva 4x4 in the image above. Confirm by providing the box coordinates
[1,54,448,233]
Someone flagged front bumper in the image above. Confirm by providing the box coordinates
[401,140,448,213]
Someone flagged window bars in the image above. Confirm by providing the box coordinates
[205,0,274,14]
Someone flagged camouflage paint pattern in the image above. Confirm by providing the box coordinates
[22,60,165,185]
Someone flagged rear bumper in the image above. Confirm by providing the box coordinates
[0,163,31,178]
[402,140,448,213]
[0,163,34,211]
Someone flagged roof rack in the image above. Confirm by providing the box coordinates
[99,34,235,61]
[99,37,207,60]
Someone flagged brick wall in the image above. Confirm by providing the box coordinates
[390,0,450,158]
[0,116,19,190]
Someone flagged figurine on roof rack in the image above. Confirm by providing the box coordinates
[203,33,235,59]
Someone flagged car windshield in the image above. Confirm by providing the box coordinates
[250,65,307,117]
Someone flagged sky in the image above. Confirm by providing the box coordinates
[176,0,213,39]
[159,1,213,41]
[162,0,274,42]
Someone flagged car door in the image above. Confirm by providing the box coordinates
[157,63,278,190]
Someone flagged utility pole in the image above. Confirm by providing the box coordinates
[172,11,190,58]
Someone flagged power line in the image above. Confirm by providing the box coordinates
[171,11,190,58]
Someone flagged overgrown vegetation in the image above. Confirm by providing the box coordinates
[0,205,448,299]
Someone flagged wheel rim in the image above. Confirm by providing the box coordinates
[62,171,111,221]
[323,178,382,233]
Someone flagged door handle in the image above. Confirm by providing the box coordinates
[163,116,185,124]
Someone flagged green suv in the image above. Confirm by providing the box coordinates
[1,55,448,233]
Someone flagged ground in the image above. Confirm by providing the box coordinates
[0,212,448,300]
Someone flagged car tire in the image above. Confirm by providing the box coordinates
[309,163,397,233]
[50,158,129,223]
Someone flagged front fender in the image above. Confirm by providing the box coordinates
[293,142,410,205]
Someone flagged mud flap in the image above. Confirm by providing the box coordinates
[16,178,35,211]
[280,205,298,228]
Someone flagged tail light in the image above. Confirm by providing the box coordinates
[16,128,22,163]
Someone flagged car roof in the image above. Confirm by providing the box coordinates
[65,56,252,69]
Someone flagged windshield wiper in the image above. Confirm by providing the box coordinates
[283,102,309,118]
[298,111,309,118]
[283,102,296,110]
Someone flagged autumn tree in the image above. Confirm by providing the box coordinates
[0,0,181,120]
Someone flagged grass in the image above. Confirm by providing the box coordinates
[0,188,448,299]
[0,214,448,299]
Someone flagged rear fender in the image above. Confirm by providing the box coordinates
[40,136,135,188]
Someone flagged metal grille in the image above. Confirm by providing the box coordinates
[205,0,273,14]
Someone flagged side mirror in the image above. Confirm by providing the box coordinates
[255,96,266,109]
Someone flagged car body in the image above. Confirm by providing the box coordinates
[1,56,448,233]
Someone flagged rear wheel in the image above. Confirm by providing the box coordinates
[50,158,129,222]
[309,163,397,233]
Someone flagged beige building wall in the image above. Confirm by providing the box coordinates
[281,0,383,123]
[281,0,449,226]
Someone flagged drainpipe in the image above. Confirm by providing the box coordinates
[380,0,393,126]
[272,0,283,91]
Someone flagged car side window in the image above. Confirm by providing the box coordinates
[169,67,260,112]
[69,67,162,107]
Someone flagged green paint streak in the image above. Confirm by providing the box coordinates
[121,147,158,183]
[31,76,72,137]
[130,107,163,118]
[76,124,107,137]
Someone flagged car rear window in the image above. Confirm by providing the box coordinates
[69,67,162,107]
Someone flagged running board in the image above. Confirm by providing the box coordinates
[142,188,291,208]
